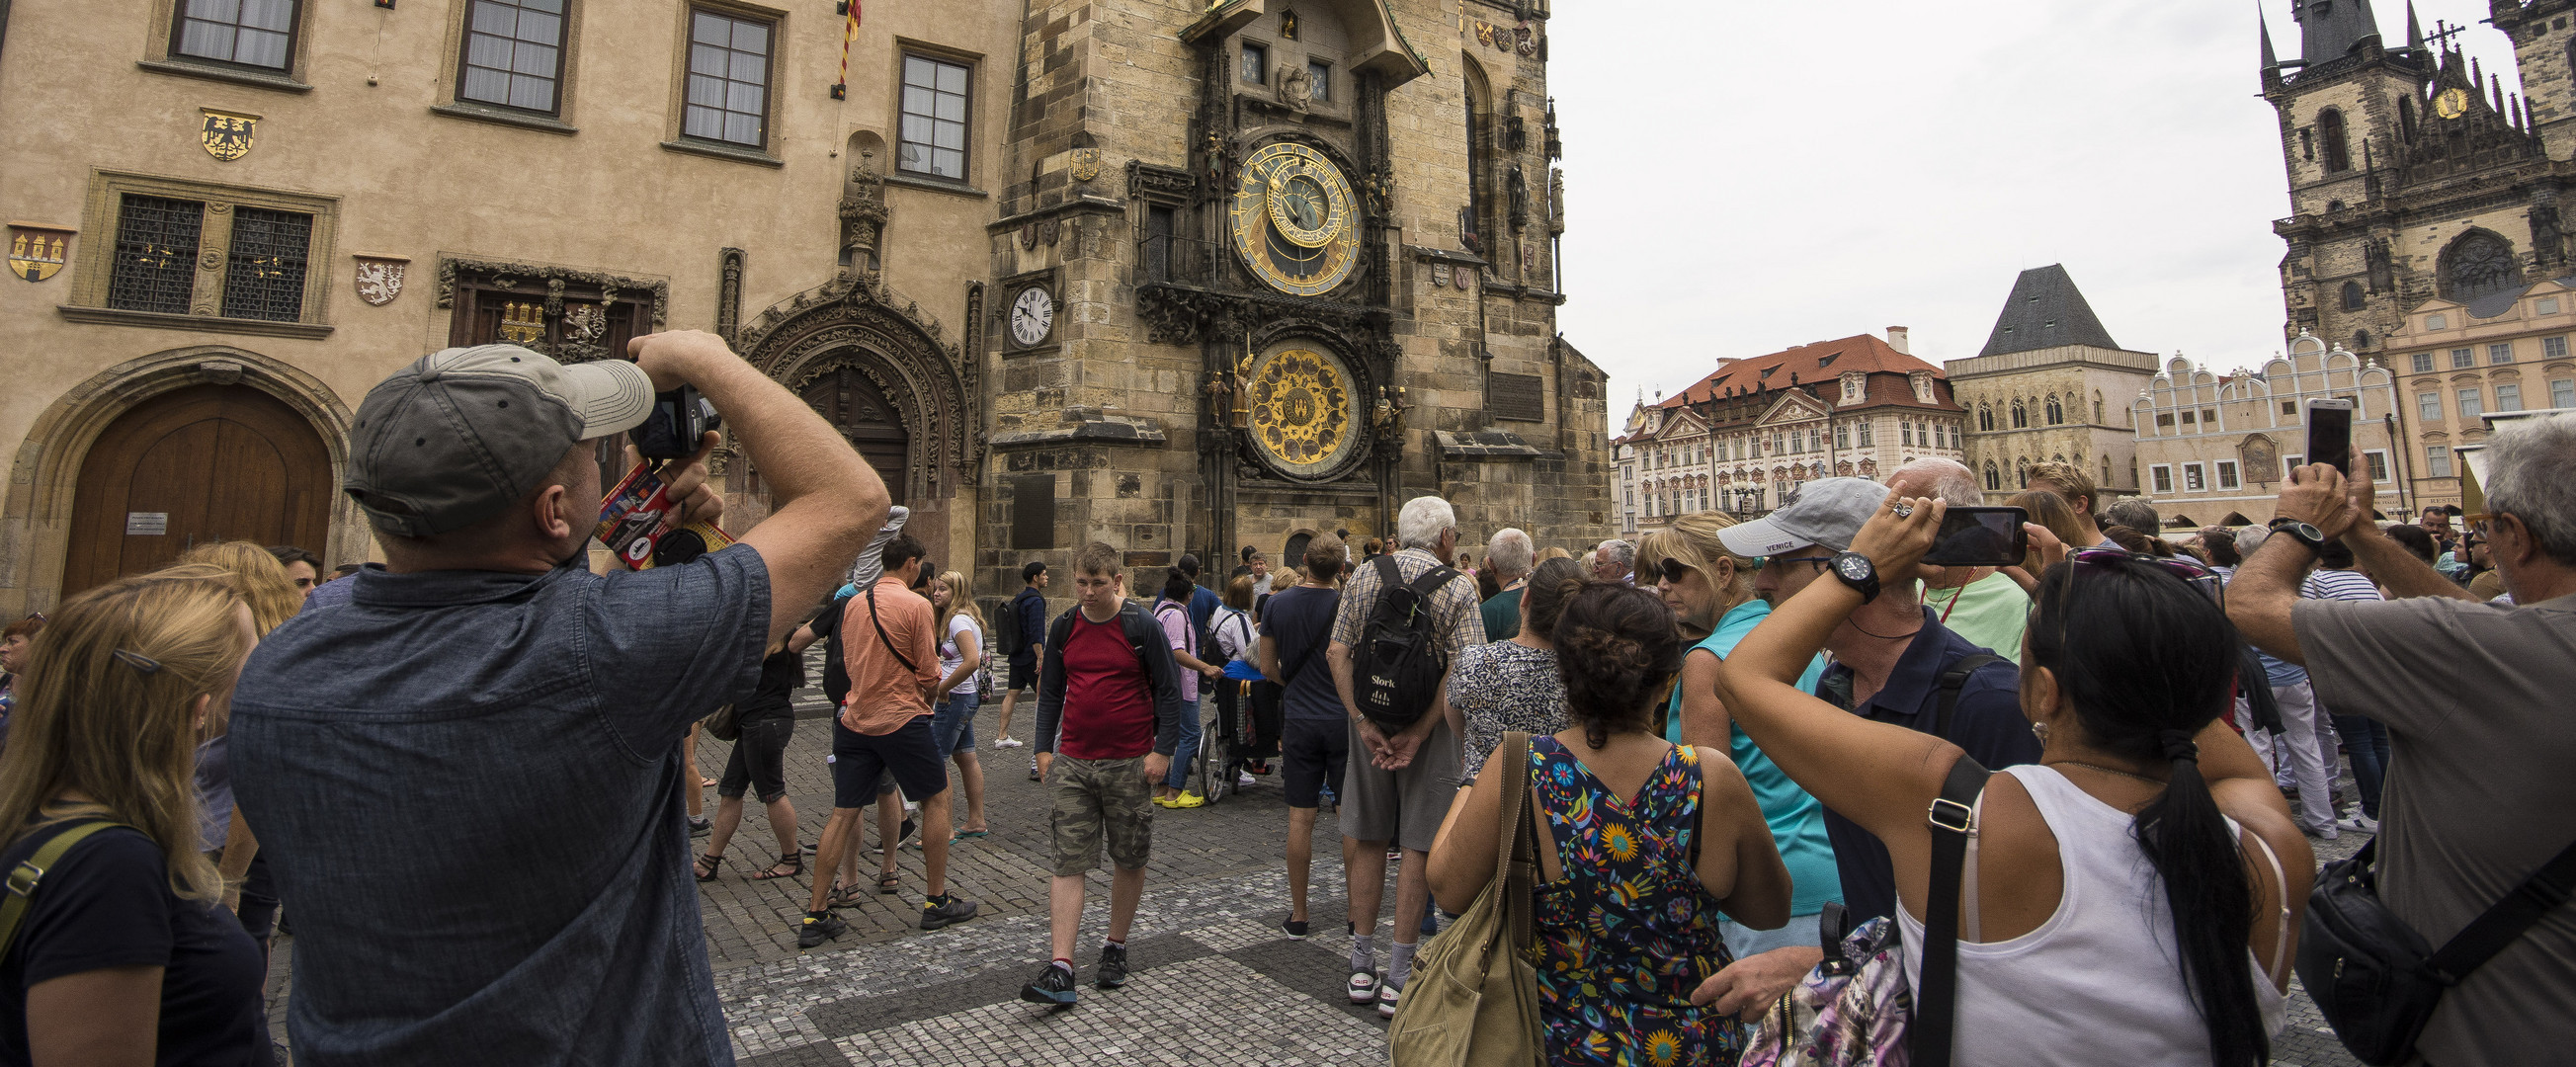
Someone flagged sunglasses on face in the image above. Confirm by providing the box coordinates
[1767,554,1836,573]
[2066,546,2223,604]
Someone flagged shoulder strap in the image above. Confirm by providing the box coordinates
[1370,552,1404,602]
[0,821,131,961]
[1912,754,1992,1067]
[866,586,920,674]
[2424,833,2576,982]
[1493,731,1538,951]
[1931,653,2004,739]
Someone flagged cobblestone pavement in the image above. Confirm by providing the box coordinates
[260,675,2374,1065]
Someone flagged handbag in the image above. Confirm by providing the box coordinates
[1386,730,1544,1067]
[2298,834,2576,1065]
[1744,756,1992,1067]
[704,703,741,742]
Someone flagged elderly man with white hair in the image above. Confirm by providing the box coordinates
[1480,528,1536,640]
[1886,458,2031,658]
[1326,495,1486,1018]
[1591,538,1636,584]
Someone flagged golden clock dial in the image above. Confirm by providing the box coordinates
[1231,142,1362,296]
[2434,87,2469,121]
[1246,346,1360,478]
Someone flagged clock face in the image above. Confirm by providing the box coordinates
[1231,143,1362,296]
[2434,87,2470,121]
[1010,286,1053,347]
[1835,553,1871,583]
[1245,346,1360,479]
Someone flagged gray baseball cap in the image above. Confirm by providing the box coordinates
[345,345,654,537]
[1716,477,1891,556]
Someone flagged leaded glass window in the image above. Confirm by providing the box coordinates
[685,10,772,147]
[897,54,969,180]
[109,196,205,315]
[459,0,565,115]
[2444,233,2519,301]
[220,207,311,322]
[173,0,297,70]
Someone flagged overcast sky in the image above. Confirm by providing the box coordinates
[1548,0,2526,416]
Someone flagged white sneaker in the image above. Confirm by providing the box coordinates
[1237,770,1257,786]
[1376,982,1400,1019]
[993,736,1022,749]
[1346,968,1378,1005]
[2337,812,2379,833]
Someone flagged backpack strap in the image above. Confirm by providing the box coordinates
[1912,754,1992,1067]
[2422,833,2576,984]
[1930,653,2004,739]
[0,820,132,962]
[1492,731,1538,952]
[866,586,920,675]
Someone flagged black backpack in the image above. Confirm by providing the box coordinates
[1351,554,1459,730]
[997,590,1036,658]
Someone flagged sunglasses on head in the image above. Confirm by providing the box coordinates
[2065,546,2223,604]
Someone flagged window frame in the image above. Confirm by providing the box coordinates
[2364,450,2390,482]
[2554,378,2576,409]
[2427,445,2453,478]
[2411,352,2436,373]
[2150,464,2174,494]
[894,49,975,184]
[2546,336,2571,360]
[1240,40,1269,84]
[65,170,339,338]
[2490,343,2516,365]
[2215,460,2241,490]
[455,0,572,118]
[2495,382,2523,412]
[1306,58,1331,102]
[2451,348,2477,369]
[2418,391,2443,423]
[2182,462,2206,493]
[2457,386,2484,421]
[678,4,779,152]
[166,0,304,76]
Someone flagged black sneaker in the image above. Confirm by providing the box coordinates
[795,912,847,949]
[688,815,711,837]
[920,895,979,931]
[1020,961,1078,1008]
[1281,918,1310,940]
[1096,942,1130,990]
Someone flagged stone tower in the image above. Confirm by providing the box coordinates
[2263,1,2573,352]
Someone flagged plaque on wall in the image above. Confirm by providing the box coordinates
[1488,372,1544,423]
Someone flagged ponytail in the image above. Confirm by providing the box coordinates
[2135,731,2267,1067]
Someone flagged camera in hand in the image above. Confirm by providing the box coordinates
[1923,506,2029,567]
[630,384,721,460]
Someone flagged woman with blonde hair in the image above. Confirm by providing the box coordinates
[173,541,302,961]
[2003,489,2089,595]
[1639,512,1841,964]
[175,540,302,637]
[0,565,269,1063]
[926,571,990,840]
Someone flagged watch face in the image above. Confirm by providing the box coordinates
[1230,142,1362,296]
[1835,553,1872,583]
[1010,287,1053,346]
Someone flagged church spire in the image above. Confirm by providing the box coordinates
[2293,0,2386,62]
[2405,0,2426,51]
[2261,6,2281,69]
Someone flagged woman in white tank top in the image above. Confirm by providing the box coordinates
[1705,493,2316,1066]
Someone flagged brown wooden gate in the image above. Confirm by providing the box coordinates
[61,385,333,596]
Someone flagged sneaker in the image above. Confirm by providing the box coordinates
[1020,961,1078,1009]
[920,895,979,931]
[1347,968,1379,1005]
[1169,790,1206,809]
[795,912,848,949]
[1282,918,1310,940]
[1237,770,1257,787]
[1096,942,1131,989]
[688,815,710,837]
[2338,812,2379,834]
[994,736,1022,748]
[2308,822,2341,841]
[1377,982,1400,1019]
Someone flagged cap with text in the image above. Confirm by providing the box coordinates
[1715,477,1891,557]
[344,345,653,537]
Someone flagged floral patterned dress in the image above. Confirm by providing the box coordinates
[1528,736,1739,1067]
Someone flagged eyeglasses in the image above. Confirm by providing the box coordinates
[1768,554,1837,573]
[2066,546,2223,604]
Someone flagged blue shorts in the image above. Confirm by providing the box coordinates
[830,716,947,808]
[930,691,978,758]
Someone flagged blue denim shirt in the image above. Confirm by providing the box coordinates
[231,547,770,1066]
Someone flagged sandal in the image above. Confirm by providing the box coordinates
[950,829,989,843]
[876,870,903,895]
[749,852,803,881]
[693,853,724,882]
[827,880,866,909]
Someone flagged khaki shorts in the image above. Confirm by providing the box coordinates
[1047,755,1155,876]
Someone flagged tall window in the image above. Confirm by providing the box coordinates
[2094,394,2105,423]
[2496,383,2523,411]
[2045,395,2064,424]
[2427,445,2452,478]
[1307,60,1331,102]
[1240,41,1267,84]
[2452,349,2477,369]
[2341,281,2366,311]
[2555,378,2576,408]
[2011,400,2027,429]
[2418,392,2443,422]
[684,10,774,148]
[2151,464,2173,494]
[173,0,298,70]
[108,196,206,315]
[1835,424,1849,449]
[1977,404,1993,431]
[897,54,970,180]
[2490,343,2516,365]
[1900,422,1913,447]
[2366,451,2390,481]
[2216,460,2241,490]
[2412,353,2435,372]
[459,0,566,114]
[2458,387,2483,421]
[2182,463,2204,492]
[1983,461,2000,491]
[1858,421,1872,447]
[218,207,312,322]
[2318,108,2352,173]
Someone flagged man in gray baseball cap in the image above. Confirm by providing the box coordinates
[231,333,887,1066]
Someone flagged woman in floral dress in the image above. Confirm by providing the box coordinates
[1431,582,1790,1067]
[1445,556,1588,786]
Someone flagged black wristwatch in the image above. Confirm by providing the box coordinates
[2268,517,2328,554]
[1829,551,1880,604]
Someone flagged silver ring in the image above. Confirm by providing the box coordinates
[1890,502,1915,518]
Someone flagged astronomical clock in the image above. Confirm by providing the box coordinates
[1228,142,1368,481]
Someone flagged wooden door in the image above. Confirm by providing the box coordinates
[799,366,909,506]
[62,385,333,596]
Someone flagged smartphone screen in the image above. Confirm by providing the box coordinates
[1922,506,2030,567]
[2305,399,2355,474]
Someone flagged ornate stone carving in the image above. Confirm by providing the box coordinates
[2533,203,2563,268]
[737,272,981,483]
[964,281,985,354]
[1127,160,1199,205]
[1507,163,1529,233]
[1547,168,1565,235]
[2366,236,2393,293]
[1278,64,1313,113]
[716,248,744,343]
[434,256,671,329]
[840,150,890,279]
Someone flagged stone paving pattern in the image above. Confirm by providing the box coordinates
[261,666,2373,1065]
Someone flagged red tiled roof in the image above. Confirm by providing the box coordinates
[1658,334,1949,409]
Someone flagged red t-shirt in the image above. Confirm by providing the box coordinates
[1059,610,1155,760]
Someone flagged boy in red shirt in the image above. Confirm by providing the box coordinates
[1021,542,1184,1008]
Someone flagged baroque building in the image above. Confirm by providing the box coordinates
[0,0,1608,615]
[1947,265,2157,501]
[2261,0,2576,356]
[2128,336,2402,530]
[1613,329,1964,532]
[2381,280,2576,510]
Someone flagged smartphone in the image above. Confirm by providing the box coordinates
[2304,398,2356,474]
[1922,506,2030,567]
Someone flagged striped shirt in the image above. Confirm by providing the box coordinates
[2302,567,2384,604]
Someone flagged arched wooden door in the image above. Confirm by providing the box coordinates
[799,365,909,505]
[62,385,333,596]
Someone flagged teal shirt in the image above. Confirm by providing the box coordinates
[1665,598,1843,916]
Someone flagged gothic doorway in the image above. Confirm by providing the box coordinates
[61,384,333,596]
[800,365,909,507]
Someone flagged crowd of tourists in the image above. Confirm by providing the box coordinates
[0,327,2567,1067]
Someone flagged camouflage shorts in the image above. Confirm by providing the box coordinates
[1047,755,1155,876]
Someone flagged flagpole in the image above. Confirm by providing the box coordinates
[832,0,863,100]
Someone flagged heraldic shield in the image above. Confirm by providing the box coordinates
[8,226,71,283]
[201,110,258,161]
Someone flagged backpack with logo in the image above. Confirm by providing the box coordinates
[1352,554,1458,730]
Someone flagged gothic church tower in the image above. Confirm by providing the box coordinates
[2265,1,2569,349]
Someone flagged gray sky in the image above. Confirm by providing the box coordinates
[1548,0,2525,415]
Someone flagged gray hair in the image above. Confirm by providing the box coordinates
[1594,539,1635,571]
[2104,498,2162,534]
[2234,526,2270,558]
[1486,528,1535,579]
[2483,413,2576,565]
[1889,458,1980,508]
[1395,495,1458,550]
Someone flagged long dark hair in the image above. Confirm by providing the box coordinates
[2030,554,2266,1066]
[1551,582,1685,749]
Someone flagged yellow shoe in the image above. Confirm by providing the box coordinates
[1152,795,1176,808]
[1169,791,1206,809]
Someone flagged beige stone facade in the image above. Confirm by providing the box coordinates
[2128,336,2401,530]
[1946,266,2156,502]
[2381,282,2576,510]
[0,0,1608,615]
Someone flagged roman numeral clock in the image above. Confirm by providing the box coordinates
[1228,142,1366,481]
